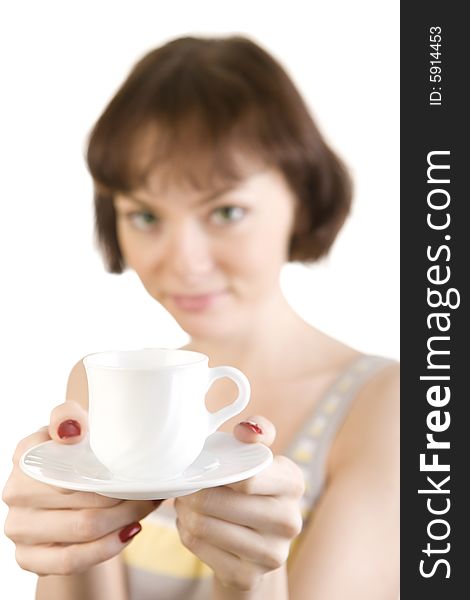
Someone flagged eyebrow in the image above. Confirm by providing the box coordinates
[119,184,239,211]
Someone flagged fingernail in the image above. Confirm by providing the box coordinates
[58,419,81,439]
[239,420,264,435]
[119,522,142,543]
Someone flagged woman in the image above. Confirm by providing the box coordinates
[2,35,399,599]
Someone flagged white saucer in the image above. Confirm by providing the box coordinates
[20,432,273,500]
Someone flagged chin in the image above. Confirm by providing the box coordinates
[164,304,239,340]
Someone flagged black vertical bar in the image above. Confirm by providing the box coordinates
[401,2,469,598]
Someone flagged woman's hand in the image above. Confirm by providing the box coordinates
[174,416,304,591]
[2,401,159,576]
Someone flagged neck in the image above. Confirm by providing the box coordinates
[186,288,315,378]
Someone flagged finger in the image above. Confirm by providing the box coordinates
[5,429,58,508]
[176,507,288,571]
[176,519,255,589]
[176,518,263,591]
[176,488,299,537]
[7,427,115,510]
[3,463,122,510]
[233,415,276,447]
[7,500,156,545]
[6,482,122,510]
[49,401,88,444]
[11,428,51,466]
[227,455,305,498]
[14,520,143,576]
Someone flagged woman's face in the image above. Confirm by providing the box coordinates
[114,165,296,340]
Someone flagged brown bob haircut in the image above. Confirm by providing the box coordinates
[86,35,352,273]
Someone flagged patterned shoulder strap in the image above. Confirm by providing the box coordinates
[285,354,397,520]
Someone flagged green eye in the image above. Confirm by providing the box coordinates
[211,206,246,225]
[127,211,159,230]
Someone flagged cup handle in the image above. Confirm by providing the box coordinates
[206,366,251,434]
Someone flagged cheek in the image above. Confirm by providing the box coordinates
[116,225,156,273]
[255,215,293,263]
[116,221,131,261]
[221,223,290,280]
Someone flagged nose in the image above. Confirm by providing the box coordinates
[164,220,214,280]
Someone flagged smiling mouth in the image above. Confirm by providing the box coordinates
[169,291,228,312]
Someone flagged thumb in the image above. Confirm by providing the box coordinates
[49,400,88,444]
[233,415,276,448]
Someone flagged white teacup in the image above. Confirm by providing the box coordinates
[82,348,250,481]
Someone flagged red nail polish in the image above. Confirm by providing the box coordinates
[119,522,142,543]
[239,420,263,435]
[58,419,81,439]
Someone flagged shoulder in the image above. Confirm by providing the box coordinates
[66,358,89,410]
[288,362,400,597]
[327,359,400,479]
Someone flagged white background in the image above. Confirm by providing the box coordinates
[0,1,399,595]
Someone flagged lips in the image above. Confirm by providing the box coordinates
[169,291,227,312]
